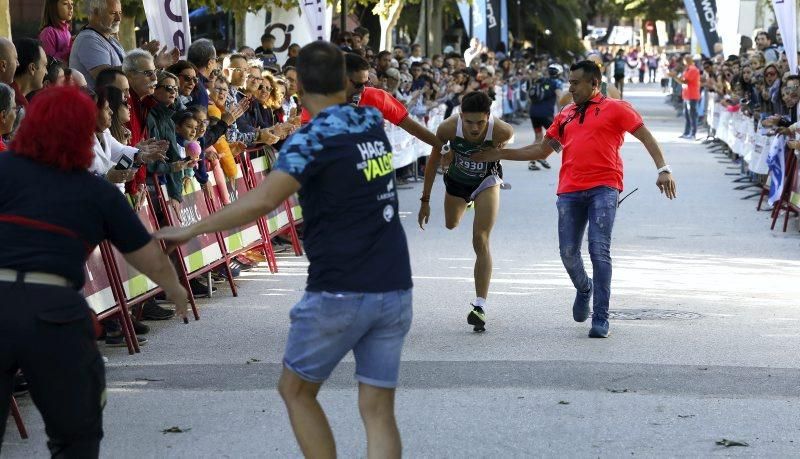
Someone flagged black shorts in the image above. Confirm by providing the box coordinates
[443,164,503,203]
[530,116,553,130]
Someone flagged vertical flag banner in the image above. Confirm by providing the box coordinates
[500,0,508,48]
[457,0,471,36]
[268,5,333,64]
[773,0,797,74]
[143,0,192,56]
[471,0,487,45]
[299,0,329,42]
[486,0,502,50]
[683,0,720,57]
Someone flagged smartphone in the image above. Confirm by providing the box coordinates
[114,155,133,170]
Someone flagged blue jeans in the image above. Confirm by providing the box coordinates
[556,186,619,321]
[283,289,413,388]
[683,99,698,136]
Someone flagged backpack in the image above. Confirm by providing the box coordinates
[528,78,557,104]
[614,58,626,77]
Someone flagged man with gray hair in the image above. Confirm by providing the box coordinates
[187,38,217,108]
[69,0,125,89]
[0,82,16,151]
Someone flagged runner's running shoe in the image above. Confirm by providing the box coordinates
[467,305,486,332]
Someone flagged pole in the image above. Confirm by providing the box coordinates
[516,0,522,40]
[424,0,429,56]
[340,0,347,37]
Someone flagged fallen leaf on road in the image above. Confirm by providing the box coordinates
[678,415,695,419]
[558,401,570,405]
[246,358,261,364]
[716,439,749,447]
[162,426,191,434]
[135,378,164,382]
[606,388,630,393]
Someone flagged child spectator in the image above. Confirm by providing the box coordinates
[39,0,73,63]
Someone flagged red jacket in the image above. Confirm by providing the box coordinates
[125,91,156,194]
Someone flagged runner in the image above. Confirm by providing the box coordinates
[527,63,563,171]
[418,91,514,332]
[472,60,677,338]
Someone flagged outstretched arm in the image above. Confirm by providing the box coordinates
[631,125,677,199]
[472,137,557,163]
[398,116,444,149]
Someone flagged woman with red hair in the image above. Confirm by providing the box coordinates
[0,86,188,457]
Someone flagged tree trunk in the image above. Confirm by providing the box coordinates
[428,2,442,54]
[119,15,137,50]
[234,10,247,50]
[599,16,617,45]
[373,0,404,51]
[0,0,10,40]
[413,1,425,46]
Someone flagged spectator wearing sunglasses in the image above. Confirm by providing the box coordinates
[146,71,194,204]
[344,53,442,149]
[168,60,198,108]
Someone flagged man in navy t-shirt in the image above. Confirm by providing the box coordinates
[156,41,413,458]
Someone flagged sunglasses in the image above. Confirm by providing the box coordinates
[157,84,178,93]
[180,74,198,84]
[350,79,369,90]
[766,71,778,77]
[258,85,273,91]
[134,69,157,78]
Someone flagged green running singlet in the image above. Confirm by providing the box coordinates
[445,115,501,186]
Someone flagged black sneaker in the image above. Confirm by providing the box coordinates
[105,333,148,347]
[538,160,551,169]
[467,305,486,332]
[131,317,150,335]
[138,299,174,320]
[190,278,217,298]
[528,161,541,171]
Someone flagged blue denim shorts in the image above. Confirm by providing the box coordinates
[283,289,413,388]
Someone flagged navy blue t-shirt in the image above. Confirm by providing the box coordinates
[0,153,152,288]
[273,104,412,293]
[529,77,563,118]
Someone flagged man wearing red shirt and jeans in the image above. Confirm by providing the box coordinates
[474,60,677,338]
[669,54,701,139]
[345,53,442,149]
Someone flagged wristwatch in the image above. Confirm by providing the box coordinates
[657,165,672,175]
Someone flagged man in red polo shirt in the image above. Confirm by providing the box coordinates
[669,54,701,139]
[345,53,442,149]
[474,60,677,338]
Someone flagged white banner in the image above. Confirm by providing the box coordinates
[268,5,333,66]
[143,0,192,57]
[299,0,329,42]
[773,0,797,74]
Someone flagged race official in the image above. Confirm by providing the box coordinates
[473,60,677,339]
[0,86,187,457]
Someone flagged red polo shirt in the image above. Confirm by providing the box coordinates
[299,87,409,126]
[681,64,701,101]
[359,87,408,125]
[545,93,643,194]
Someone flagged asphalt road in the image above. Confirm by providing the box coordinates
[5,83,800,458]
